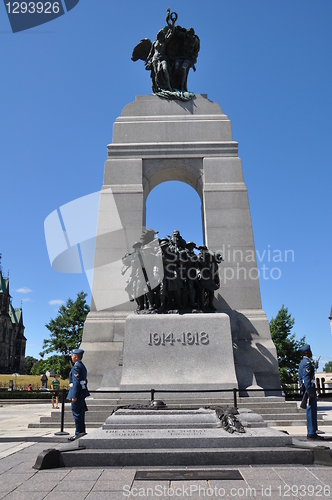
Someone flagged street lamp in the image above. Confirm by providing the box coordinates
[329,306,332,336]
[11,373,20,390]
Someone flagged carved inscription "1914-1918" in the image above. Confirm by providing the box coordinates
[148,332,209,346]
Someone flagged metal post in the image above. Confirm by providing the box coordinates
[150,388,155,403]
[54,388,69,436]
[233,388,238,409]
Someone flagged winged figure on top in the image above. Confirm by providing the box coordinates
[132,8,200,101]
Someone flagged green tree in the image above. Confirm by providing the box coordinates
[31,355,72,379]
[40,291,90,374]
[31,359,48,376]
[24,355,38,374]
[323,361,332,373]
[270,305,306,387]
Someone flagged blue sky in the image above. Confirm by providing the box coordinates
[1,1,332,369]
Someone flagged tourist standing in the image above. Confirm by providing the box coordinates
[51,374,60,409]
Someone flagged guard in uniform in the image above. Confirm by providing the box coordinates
[67,348,90,441]
[298,344,323,440]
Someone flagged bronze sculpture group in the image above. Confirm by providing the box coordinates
[132,8,200,101]
[127,11,220,312]
[122,229,223,314]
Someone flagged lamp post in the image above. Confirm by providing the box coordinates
[329,306,332,336]
[12,373,20,390]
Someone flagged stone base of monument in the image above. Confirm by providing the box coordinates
[53,407,319,467]
[116,313,238,401]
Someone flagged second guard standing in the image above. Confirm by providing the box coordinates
[298,344,323,440]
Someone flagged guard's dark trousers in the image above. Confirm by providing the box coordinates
[71,399,86,435]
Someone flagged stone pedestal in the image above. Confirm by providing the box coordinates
[119,314,237,398]
[54,408,312,467]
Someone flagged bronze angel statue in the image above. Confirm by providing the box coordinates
[132,8,200,101]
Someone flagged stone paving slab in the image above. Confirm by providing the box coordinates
[0,403,331,499]
[0,442,35,458]
[0,452,331,500]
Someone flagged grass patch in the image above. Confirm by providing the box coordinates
[0,374,69,391]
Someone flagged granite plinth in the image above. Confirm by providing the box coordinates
[81,408,291,450]
[119,313,237,398]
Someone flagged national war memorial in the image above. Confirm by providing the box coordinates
[80,9,282,399]
[36,9,330,469]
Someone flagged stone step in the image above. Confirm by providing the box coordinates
[29,397,322,429]
[263,413,324,421]
[57,403,298,414]
[64,402,299,413]
[40,412,114,423]
[40,409,321,423]
[32,417,331,429]
[0,399,51,405]
[28,422,101,429]
[39,410,309,425]
[265,420,308,427]
[86,396,297,407]
[242,407,299,415]
[59,446,315,467]
[31,415,307,428]
[265,418,329,427]
[87,396,287,405]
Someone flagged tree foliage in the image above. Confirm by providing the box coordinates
[24,355,38,375]
[31,355,72,379]
[270,305,306,387]
[323,361,332,373]
[40,292,90,373]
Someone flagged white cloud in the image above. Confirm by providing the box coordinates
[48,299,65,306]
[21,298,32,303]
[16,287,32,294]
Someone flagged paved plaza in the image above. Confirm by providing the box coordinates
[0,401,332,499]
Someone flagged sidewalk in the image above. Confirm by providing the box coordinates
[0,402,331,499]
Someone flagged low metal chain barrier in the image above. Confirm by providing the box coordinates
[53,386,332,436]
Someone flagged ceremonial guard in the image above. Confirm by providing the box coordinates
[298,344,323,440]
[67,348,90,441]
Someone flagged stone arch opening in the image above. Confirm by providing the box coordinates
[145,180,204,245]
[142,157,204,236]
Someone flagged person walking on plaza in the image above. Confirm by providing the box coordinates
[67,348,90,441]
[298,344,323,440]
[51,373,60,409]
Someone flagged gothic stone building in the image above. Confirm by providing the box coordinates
[0,270,26,373]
